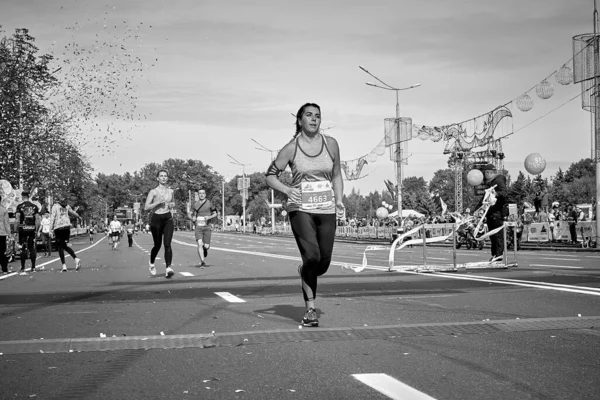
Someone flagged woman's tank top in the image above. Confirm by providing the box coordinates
[287,134,335,214]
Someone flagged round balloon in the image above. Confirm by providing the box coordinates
[524,153,546,175]
[466,169,484,186]
[376,207,389,220]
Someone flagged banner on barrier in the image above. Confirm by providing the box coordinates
[526,221,597,242]
[526,223,550,242]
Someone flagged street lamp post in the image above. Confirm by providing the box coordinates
[227,154,251,233]
[360,65,420,223]
[251,138,281,234]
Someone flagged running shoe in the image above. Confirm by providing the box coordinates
[61,265,67,272]
[19,270,28,276]
[165,267,175,279]
[149,262,156,276]
[75,259,81,271]
[203,247,208,258]
[200,261,206,268]
[301,308,319,327]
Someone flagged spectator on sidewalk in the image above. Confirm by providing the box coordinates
[39,212,52,257]
[567,204,579,244]
[540,188,549,214]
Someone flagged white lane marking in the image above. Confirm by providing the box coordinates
[428,257,447,261]
[529,264,583,269]
[215,292,246,303]
[4,236,107,277]
[352,374,436,400]
[431,272,600,296]
[179,272,194,277]
[0,272,18,280]
[539,257,581,261]
[171,239,600,296]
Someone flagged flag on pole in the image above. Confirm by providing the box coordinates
[440,197,448,215]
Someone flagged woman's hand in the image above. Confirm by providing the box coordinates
[286,187,301,203]
[335,200,345,219]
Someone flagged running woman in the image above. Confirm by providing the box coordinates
[49,196,82,272]
[266,103,344,327]
[187,188,218,267]
[15,190,41,274]
[144,169,176,278]
[109,215,122,250]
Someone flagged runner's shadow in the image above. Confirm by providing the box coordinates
[254,304,321,323]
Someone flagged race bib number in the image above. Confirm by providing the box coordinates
[300,181,333,210]
[196,216,206,227]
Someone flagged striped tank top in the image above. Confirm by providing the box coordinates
[287,134,335,214]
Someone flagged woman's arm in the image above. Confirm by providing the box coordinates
[265,142,298,202]
[144,188,164,211]
[67,206,81,219]
[328,137,345,216]
[2,209,10,234]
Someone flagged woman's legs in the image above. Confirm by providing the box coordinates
[0,236,7,273]
[150,213,174,274]
[150,215,164,264]
[55,229,77,266]
[162,218,174,267]
[289,212,336,306]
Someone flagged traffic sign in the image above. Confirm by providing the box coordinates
[237,177,250,190]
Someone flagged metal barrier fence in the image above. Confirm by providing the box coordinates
[351,222,519,274]
[221,224,398,240]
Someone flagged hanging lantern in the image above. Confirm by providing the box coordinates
[555,65,573,85]
[536,80,554,99]
[367,151,378,163]
[412,125,420,139]
[374,143,385,156]
[431,128,443,142]
[516,94,533,112]
[418,127,430,141]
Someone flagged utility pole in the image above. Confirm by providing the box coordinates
[227,154,251,233]
[251,138,281,234]
[594,0,600,247]
[360,65,420,223]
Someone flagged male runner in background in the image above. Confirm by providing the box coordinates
[109,215,123,250]
[188,188,218,267]
[15,190,41,274]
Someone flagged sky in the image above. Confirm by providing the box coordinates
[2,0,595,196]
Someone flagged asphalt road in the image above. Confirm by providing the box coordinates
[0,231,599,400]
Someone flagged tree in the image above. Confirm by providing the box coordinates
[402,176,432,214]
[0,28,59,188]
[507,171,528,210]
[564,158,595,183]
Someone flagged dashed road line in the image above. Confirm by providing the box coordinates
[215,292,245,303]
[352,373,436,400]
[529,264,583,269]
